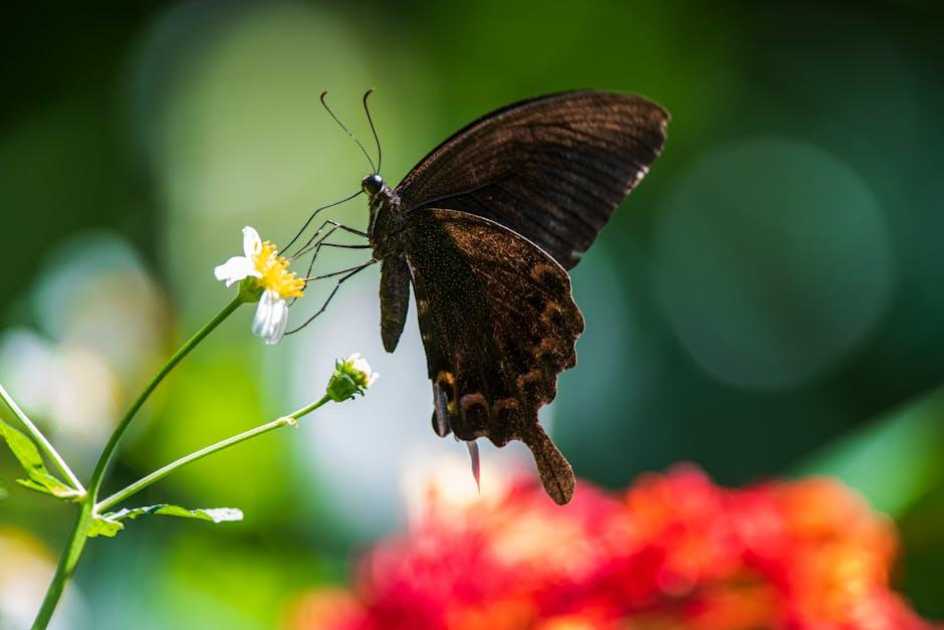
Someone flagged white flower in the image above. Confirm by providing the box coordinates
[347,353,379,387]
[214,226,263,287]
[215,226,305,345]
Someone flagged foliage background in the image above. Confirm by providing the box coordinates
[1,1,943,628]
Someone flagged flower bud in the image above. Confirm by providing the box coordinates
[327,353,378,402]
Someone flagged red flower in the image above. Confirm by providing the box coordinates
[289,466,937,630]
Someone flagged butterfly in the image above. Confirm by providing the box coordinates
[303,90,668,504]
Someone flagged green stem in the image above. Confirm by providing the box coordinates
[30,296,244,630]
[0,384,84,494]
[31,503,93,630]
[97,395,331,513]
[87,296,243,501]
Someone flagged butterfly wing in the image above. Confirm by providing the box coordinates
[402,208,584,504]
[395,90,668,270]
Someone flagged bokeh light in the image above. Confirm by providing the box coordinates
[654,137,893,390]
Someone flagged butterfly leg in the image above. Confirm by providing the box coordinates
[286,260,378,334]
[301,240,372,291]
[289,238,372,309]
[293,220,368,259]
[281,189,365,254]
[295,222,370,289]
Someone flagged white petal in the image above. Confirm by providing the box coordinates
[270,301,289,344]
[214,256,260,287]
[242,226,263,258]
[251,290,289,345]
[251,290,278,337]
[352,356,372,377]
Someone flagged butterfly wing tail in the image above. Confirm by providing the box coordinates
[520,424,575,505]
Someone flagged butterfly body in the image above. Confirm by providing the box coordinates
[362,91,668,504]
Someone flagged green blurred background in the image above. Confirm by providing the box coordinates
[2,1,944,627]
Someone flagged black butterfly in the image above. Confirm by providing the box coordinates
[295,90,668,504]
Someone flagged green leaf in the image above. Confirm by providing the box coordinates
[87,516,124,538]
[114,504,244,523]
[0,418,80,499]
[15,474,77,499]
[0,480,7,500]
[795,388,944,518]
[0,416,45,471]
[88,504,244,538]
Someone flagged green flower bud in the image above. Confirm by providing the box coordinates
[327,353,379,402]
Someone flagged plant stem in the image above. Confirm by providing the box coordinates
[87,296,243,502]
[96,395,331,513]
[31,503,93,630]
[0,384,84,494]
[30,296,244,630]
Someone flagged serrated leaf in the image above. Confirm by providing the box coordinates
[15,474,78,499]
[87,516,124,538]
[0,417,45,472]
[111,504,244,523]
[0,418,79,499]
[16,478,56,494]
[88,504,244,538]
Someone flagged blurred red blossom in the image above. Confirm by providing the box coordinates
[290,465,936,630]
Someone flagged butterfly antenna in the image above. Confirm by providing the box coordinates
[362,89,382,173]
[320,91,376,173]
[281,188,363,255]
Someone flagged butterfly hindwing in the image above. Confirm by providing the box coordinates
[401,208,584,504]
[396,90,668,270]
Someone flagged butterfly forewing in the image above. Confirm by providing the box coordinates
[403,208,583,504]
[396,90,668,269]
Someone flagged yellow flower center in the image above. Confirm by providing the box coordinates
[253,241,305,299]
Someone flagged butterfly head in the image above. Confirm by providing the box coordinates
[364,173,404,251]
[362,174,384,197]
